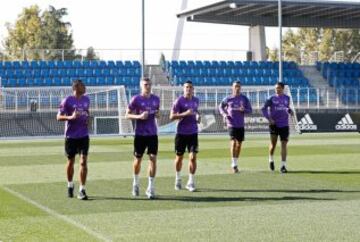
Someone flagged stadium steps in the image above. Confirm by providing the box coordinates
[299,65,339,107]
[148,65,170,86]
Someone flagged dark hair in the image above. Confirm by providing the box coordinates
[142,77,151,82]
[72,79,84,90]
[276,82,285,88]
[233,80,241,85]
[184,80,193,85]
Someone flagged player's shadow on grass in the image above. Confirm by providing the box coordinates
[289,170,360,174]
[86,196,150,201]
[86,195,334,202]
[199,188,360,194]
[155,195,334,203]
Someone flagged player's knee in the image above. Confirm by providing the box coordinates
[134,151,143,159]
[149,154,157,162]
[67,156,76,163]
[176,151,185,156]
[176,155,184,162]
[80,161,87,169]
[189,152,197,161]
[67,158,75,165]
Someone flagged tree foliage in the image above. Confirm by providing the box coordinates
[281,28,360,63]
[3,5,82,60]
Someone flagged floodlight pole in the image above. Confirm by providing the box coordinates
[278,0,283,83]
[141,0,145,78]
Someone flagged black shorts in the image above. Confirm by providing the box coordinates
[65,136,89,159]
[269,125,289,141]
[229,127,245,142]
[175,134,199,156]
[134,135,158,158]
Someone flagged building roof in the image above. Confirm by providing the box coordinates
[177,0,360,28]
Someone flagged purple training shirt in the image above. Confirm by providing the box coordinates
[261,94,291,127]
[172,96,200,135]
[128,94,160,136]
[58,95,90,139]
[219,94,252,128]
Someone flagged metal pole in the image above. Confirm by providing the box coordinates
[278,0,283,83]
[141,0,145,78]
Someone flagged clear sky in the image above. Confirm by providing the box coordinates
[0,0,356,62]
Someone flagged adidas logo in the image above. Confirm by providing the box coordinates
[335,114,357,130]
[298,114,317,130]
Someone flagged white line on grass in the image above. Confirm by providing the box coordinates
[2,185,112,242]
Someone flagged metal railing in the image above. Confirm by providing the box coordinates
[0,48,249,65]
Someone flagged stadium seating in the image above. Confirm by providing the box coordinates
[166,60,310,88]
[316,61,360,104]
[0,60,142,88]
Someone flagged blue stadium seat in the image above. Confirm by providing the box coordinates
[124,60,132,68]
[63,61,73,69]
[5,61,13,69]
[89,61,99,68]
[55,61,64,68]
[47,61,56,69]
[73,61,82,68]
[54,77,61,86]
[82,61,90,68]
[67,69,76,77]
[195,61,203,68]
[20,61,30,69]
[84,68,93,77]
[40,61,48,69]
[108,61,115,68]
[99,61,107,68]
[106,76,114,85]
[102,68,110,76]
[62,77,71,86]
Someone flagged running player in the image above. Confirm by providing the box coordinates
[170,80,200,192]
[219,81,252,173]
[57,80,90,200]
[126,77,160,199]
[261,82,294,173]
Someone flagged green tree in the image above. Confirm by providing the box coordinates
[39,5,74,60]
[282,28,301,63]
[4,5,42,60]
[268,48,279,61]
[4,5,74,60]
[282,27,360,63]
[84,47,99,60]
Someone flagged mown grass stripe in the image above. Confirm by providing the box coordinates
[2,185,111,242]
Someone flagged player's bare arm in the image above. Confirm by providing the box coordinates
[170,109,193,120]
[57,110,79,121]
[125,108,149,120]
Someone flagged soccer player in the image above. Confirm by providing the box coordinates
[57,80,90,200]
[170,80,200,192]
[126,77,160,199]
[261,82,294,173]
[219,81,252,173]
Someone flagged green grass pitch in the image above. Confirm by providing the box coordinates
[0,133,359,241]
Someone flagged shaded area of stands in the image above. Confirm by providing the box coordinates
[0,110,119,137]
[317,61,360,105]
